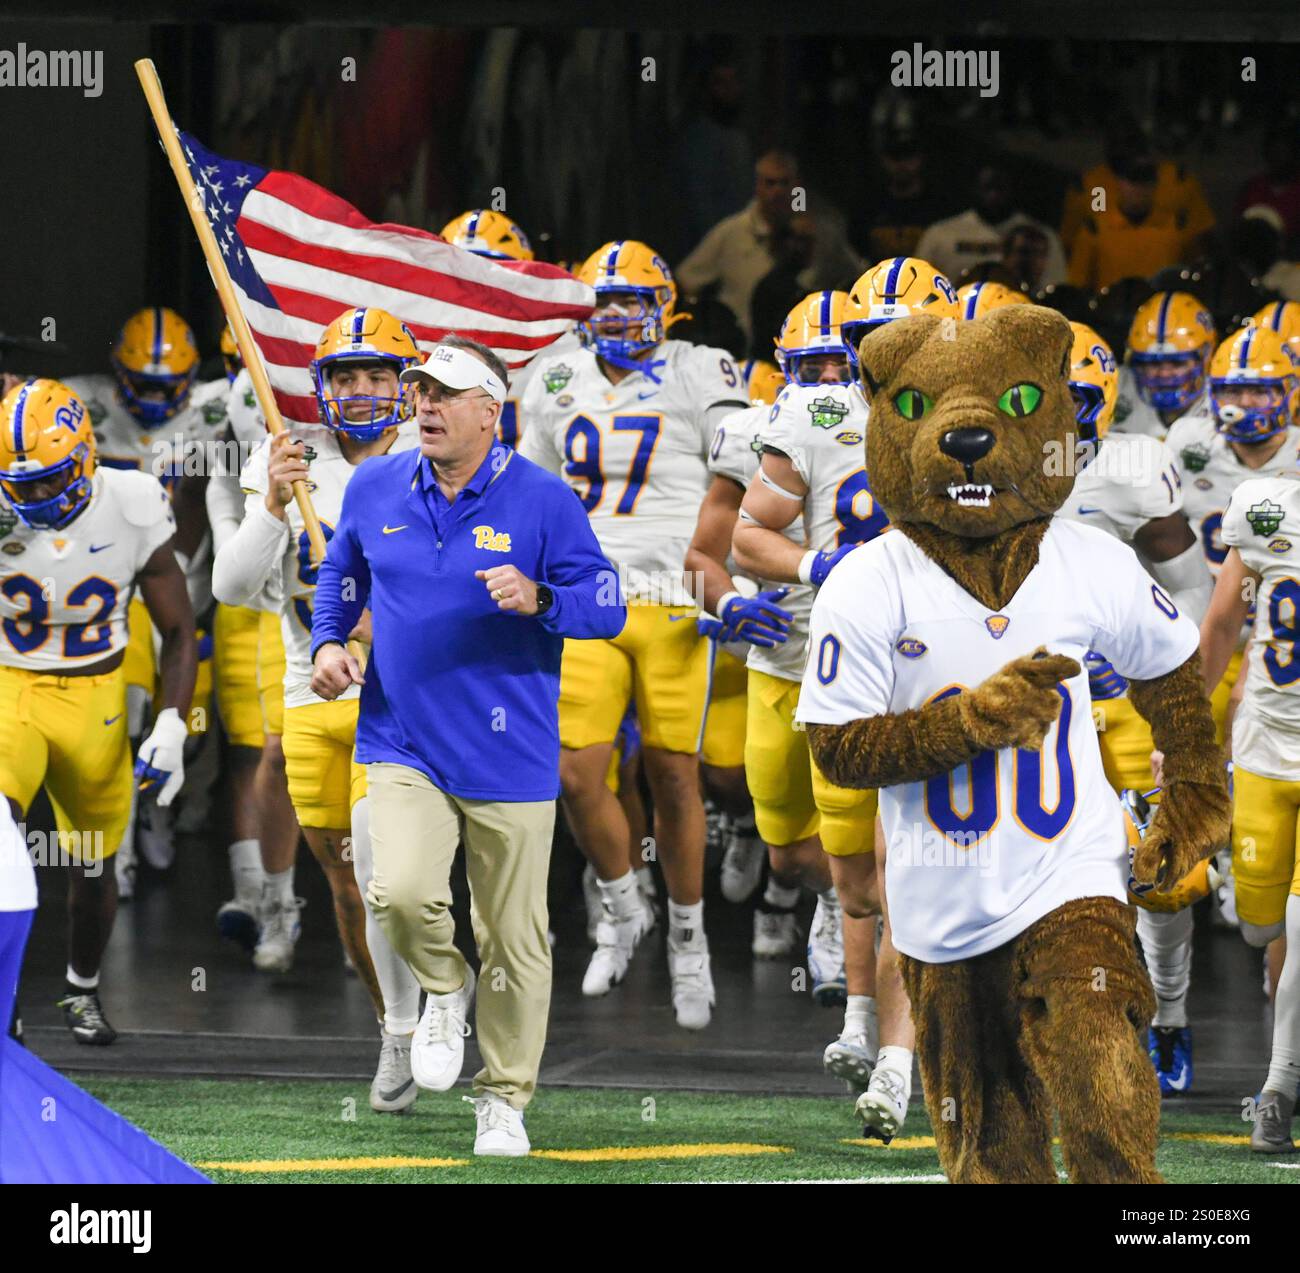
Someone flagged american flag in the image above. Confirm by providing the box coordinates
[177,131,594,424]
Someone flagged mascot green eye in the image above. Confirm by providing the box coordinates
[894,388,933,421]
[998,383,1042,417]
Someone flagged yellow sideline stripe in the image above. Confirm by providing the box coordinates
[1167,1132,1252,1146]
[530,1142,790,1163]
[840,1136,937,1149]
[198,1142,791,1172]
[841,1131,1251,1151]
[197,1155,469,1173]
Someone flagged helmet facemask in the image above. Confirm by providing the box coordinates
[1210,378,1294,443]
[111,363,198,429]
[312,356,415,441]
[581,287,670,373]
[1130,350,1208,414]
[1,446,94,530]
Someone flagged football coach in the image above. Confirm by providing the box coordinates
[309,335,625,1157]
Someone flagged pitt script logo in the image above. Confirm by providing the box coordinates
[472,525,512,552]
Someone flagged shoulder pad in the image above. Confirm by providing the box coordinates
[111,470,175,529]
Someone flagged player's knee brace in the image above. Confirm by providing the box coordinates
[1240,918,1285,948]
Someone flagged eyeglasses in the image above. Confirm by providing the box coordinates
[415,384,494,407]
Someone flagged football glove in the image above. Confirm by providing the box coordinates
[134,707,188,806]
[717,587,793,648]
[802,543,859,587]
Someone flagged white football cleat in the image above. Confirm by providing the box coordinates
[824,1028,878,1093]
[807,892,847,1007]
[720,830,765,904]
[752,907,799,958]
[370,1031,418,1113]
[669,938,715,1030]
[582,905,651,997]
[253,896,304,973]
[411,965,476,1091]
[465,1093,530,1157]
[856,1064,910,1143]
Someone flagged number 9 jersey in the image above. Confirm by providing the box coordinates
[518,339,748,601]
[0,468,175,670]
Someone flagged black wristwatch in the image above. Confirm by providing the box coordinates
[535,583,554,616]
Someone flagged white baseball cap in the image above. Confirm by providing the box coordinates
[400,344,507,402]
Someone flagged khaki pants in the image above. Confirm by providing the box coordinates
[366,762,555,1109]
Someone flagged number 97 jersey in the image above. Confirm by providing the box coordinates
[0,468,175,671]
[762,382,889,554]
[518,339,748,597]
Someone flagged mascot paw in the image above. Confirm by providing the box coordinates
[958,647,1082,752]
[1131,779,1232,892]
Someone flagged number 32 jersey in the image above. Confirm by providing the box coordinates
[0,468,175,671]
[239,422,419,708]
[1222,473,1300,781]
[796,519,1198,963]
[518,340,747,601]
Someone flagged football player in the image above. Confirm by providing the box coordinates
[1055,322,1215,1094]
[956,280,1030,320]
[1117,291,1216,440]
[518,240,749,1028]
[1252,300,1300,361]
[1201,466,1300,1152]
[441,209,580,450]
[65,308,230,893]
[212,307,425,1113]
[1169,326,1300,742]
[0,378,197,1044]
[204,329,301,954]
[731,260,959,1138]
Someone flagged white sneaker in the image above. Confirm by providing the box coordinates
[253,896,304,973]
[582,863,602,945]
[824,1029,878,1093]
[411,965,476,1091]
[465,1093,529,1157]
[370,1031,418,1113]
[669,938,715,1030]
[856,1063,909,1143]
[216,893,261,953]
[720,832,765,904]
[808,893,847,1007]
[582,905,651,997]
[752,908,799,958]
[635,870,660,930]
[114,835,137,901]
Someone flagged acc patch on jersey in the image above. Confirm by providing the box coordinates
[896,636,927,658]
[1246,499,1285,537]
[834,430,863,446]
[1269,537,1292,554]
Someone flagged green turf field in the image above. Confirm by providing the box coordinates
[74,1076,1299,1183]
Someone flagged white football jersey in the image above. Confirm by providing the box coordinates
[763,382,889,559]
[796,520,1198,963]
[240,422,419,709]
[1168,414,1300,578]
[518,339,748,602]
[1112,366,1206,441]
[1057,434,1182,544]
[708,403,814,681]
[503,327,583,448]
[65,373,229,618]
[0,468,175,672]
[1222,473,1300,781]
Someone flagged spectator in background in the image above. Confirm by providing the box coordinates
[1060,118,1215,257]
[748,212,818,362]
[1237,205,1300,301]
[1001,223,1052,292]
[849,128,954,263]
[1235,132,1300,254]
[675,60,754,253]
[1067,145,1212,291]
[915,162,1067,287]
[677,151,861,345]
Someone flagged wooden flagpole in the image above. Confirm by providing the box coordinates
[134,58,329,567]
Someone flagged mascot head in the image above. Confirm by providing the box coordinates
[856,305,1076,541]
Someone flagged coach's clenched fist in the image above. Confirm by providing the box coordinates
[311,641,365,699]
[476,564,540,615]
